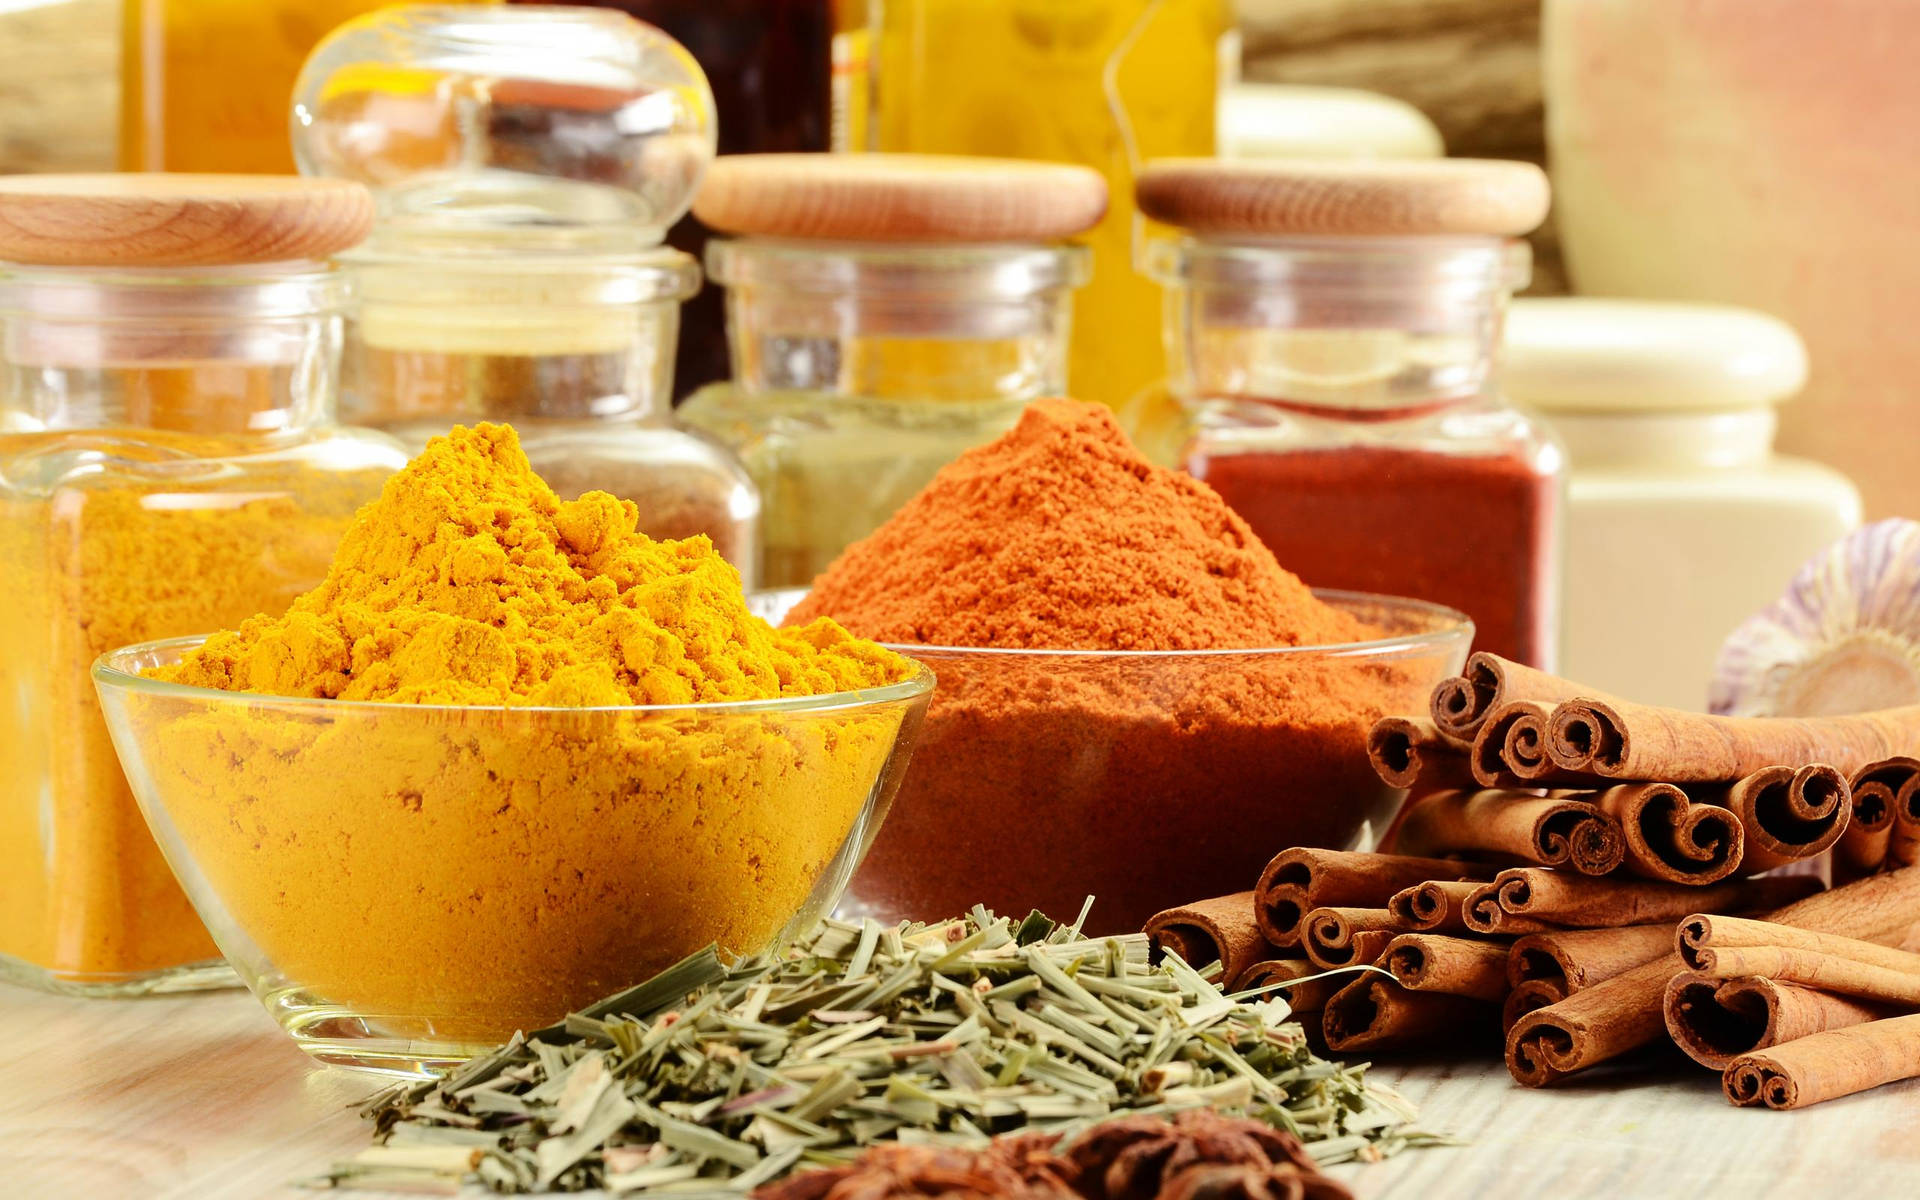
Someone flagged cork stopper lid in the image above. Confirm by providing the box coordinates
[0,175,375,267]
[1505,298,1808,413]
[693,154,1109,243]
[1136,158,1549,238]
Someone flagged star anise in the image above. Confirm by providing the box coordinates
[1059,1112,1345,1200]
[753,1141,1078,1200]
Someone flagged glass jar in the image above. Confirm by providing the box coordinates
[1138,160,1565,668]
[514,0,840,398]
[1505,299,1861,708]
[119,0,498,174]
[868,0,1234,411]
[0,175,405,995]
[677,154,1101,588]
[295,5,759,579]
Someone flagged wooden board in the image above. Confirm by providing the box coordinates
[2,985,1917,1197]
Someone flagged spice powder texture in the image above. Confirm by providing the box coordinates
[788,399,1461,933]
[138,424,916,1039]
[0,431,389,984]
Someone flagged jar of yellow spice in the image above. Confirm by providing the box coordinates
[292,5,761,582]
[0,175,407,995]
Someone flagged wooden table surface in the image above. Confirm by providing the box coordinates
[3,985,1917,1198]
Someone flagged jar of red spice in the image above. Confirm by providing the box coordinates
[1135,160,1565,668]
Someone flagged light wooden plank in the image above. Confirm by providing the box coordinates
[3,986,1918,1197]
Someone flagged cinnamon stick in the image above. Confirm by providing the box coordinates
[1508,925,1676,991]
[1429,652,1591,745]
[1381,934,1510,1002]
[1546,699,1920,783]
[1665,974,1897,1070]
[1895,768,1920,869]
[1837,757,1915,878]
[1301,907,1401,970]
[1678,917,1920,1008]
[1386,880,1482,935]
[1503,978,1567,1033]
[1469,701,1577,788]
[1681,913,1920,976]
[1253,849,1488,949]
[1145,891,1272,983]
[1713,764,1851,873]
[1367,716,1477,791]
[1470,869,1822,932]
[1323,975,1495,1052]
[1507,863,1920,1086]
[1723,1013,1920,1109]
[1393,791,1626,876]
[1592,784,1743,885]
[1231,958,1343,1016]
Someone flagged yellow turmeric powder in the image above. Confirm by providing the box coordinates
[130,424,921,1045]
[0,430,394,989]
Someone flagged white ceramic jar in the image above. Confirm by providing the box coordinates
[1505,299,1861,709]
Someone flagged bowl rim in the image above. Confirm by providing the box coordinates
[92,634,937,716]
[764,587,1475,661]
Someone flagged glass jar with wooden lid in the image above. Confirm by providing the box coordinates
[0,175,407,995]
[1135,158,1565,668]
[293,4,760,581]
[677,153,1105,587]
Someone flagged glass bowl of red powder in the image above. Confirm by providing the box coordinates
[754,588,1470,935]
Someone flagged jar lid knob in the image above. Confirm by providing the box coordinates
[0,175,374,267]
[694,154,1109,244]
[292,5,716,242]
[1135,158,1549,238]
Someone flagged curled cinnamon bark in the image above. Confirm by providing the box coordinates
[1145,892,1272,983]
[1507,864,1920,1087]
[1468,701,1583,788]
[1471,869,1821,932]
[1546,699,1920,783]
[1837,757,1915,878]
[1393,791,1625,876]
[1367,716,1476,791]
[1502,978,1567,1033]
[1230,959,1341,1016]
[1253,849,1487,949]
[1713,764,1851,873]
[1300,908,1400,970]
[1895,770,1920,870]
[1664,974,1897,1071]
[1507,925,1675,991]
[1386,880,1481,935]
[1723,1013,1920,1109]
[1591,785,1743,885]
[1323,975,1494,1053]
[1380,934,1509,1002]
[1677,917,1920,1008]
[1429,653,1590,745]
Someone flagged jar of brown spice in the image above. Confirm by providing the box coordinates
[1132,159,1566,668]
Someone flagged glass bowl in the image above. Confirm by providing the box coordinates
[756,589,1471,935]
[94,637,933,1076]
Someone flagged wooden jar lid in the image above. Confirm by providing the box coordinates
[1136,158,1549,238]
[693,154,1108,243]
[0,175,376,267]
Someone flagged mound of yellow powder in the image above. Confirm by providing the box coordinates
[160,422,907,704]
[125,425,924,1045]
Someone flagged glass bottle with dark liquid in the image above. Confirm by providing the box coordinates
[517,1,837,398]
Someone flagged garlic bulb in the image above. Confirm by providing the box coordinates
[1711,519,1920,717]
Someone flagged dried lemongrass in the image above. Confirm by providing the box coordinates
[311,908,1432,1194]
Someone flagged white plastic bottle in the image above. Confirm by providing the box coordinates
[1504,298,1862,709]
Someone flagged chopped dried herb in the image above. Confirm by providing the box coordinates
[312,909,1433,1194]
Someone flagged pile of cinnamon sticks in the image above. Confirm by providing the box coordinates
[1145,654,1920,1111]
